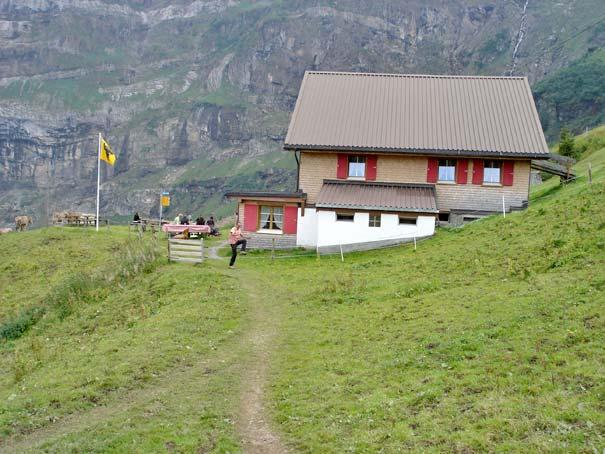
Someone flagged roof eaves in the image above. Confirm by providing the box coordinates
[284,143,549,158]
[224,191,307,200]
[315,202,439,214]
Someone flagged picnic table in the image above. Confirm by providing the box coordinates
[162,224,211,237]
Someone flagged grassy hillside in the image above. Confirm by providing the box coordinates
[0,229,245,451]
[0,129,604,451]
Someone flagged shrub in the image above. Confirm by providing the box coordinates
[559,128,578,159]
[0,306,46,341]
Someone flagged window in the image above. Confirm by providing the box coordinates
[369,214,381,227]
[399,217,417,225]
[483,160,502,184]
[260,206,283,231]
[348,156,366,178]
[336,213,354,222]
[438,159,456,182]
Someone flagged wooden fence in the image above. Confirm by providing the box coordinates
[168,239,204,264]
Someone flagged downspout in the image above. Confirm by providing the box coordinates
[294,149,304,217]
[295,149,301,191]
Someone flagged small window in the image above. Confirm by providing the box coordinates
[438,212,450,222]
[399,217,417,225]
[484,160,502,184]
[369,214,381,227]
[260,206,283,230]
[438,159,456,182]
[336,213,354,222]
[348,156,366,178]
[463,216,480,223]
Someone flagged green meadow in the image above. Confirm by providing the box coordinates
[0,130,604,452]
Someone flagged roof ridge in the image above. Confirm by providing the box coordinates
[305,71,527,80]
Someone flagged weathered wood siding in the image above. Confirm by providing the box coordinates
[298,151,531,211]
[436,160,530,212]
[299,152,338,204]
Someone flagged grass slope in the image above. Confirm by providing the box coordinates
[0,229,245,451]
[0,129,604,452]
[261,137,605,452]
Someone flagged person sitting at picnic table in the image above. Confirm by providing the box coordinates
[174,213,183,224]
[207,216,219,236]
[228,222,247,269]
[133,212,141,222]
[195,215,205,226]
[181,214,190,225]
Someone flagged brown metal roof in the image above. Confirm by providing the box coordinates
[285,71,549,158]
[316,180,438,213]
[225,190,306,200]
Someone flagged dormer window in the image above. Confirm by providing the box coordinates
[348,156,366,178]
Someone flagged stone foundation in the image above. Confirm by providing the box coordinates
[246,233,297,250]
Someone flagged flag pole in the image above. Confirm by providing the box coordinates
[96,132,101,232]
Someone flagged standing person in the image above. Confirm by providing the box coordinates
[228,222,247,269]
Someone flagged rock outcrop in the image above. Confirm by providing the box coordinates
[0,0,602,225]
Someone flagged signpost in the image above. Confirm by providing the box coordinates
[159,191,170,224]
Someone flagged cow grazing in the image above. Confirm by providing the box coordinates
[15,216,32,232]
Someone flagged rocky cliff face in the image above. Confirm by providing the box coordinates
[0,0,603,226]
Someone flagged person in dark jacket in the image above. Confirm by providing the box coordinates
[207,216,218,236]
[195,215,205,226]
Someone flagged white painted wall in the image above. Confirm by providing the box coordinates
[297,209,435,248]
[296,207,318,247]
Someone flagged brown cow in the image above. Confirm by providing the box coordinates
[15,216,32,232]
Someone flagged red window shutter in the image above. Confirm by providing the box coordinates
[456,159,468,185]
[427,158,438,183]
[243,203,258,232]
[472,159,484,185]
[366,155,377,181]
[336,154,348,179]
[502,161,514,186]
[283,205,298,234]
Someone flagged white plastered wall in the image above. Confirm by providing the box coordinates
[296,207,318,247]
[297,209,435,248]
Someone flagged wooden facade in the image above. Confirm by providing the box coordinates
[298,151,531,217]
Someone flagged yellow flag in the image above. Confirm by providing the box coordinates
[100,137,116,166]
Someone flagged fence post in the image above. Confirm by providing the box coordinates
[271,238,275,262]
[339,243,344,263]
[502,196,506,218]
[588,162,592,185]
[201,238,204,262]
[167,239,171,263]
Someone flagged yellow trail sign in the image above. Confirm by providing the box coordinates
[161,195,170,207]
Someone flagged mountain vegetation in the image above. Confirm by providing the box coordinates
[1,127,604,452]
[535,48,605,141]
[1,0,604,224]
